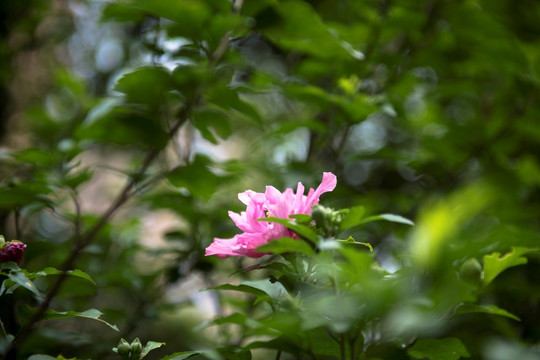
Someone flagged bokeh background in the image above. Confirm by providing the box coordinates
[1,0,540,359]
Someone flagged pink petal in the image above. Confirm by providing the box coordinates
[293,182,305,214]
[303,172,337,212]
[264,186,282,205]
[205,237,242,258]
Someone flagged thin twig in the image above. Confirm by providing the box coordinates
[339,334,346,360]
[69,190,82,244]
[0,317,7,337]
[209,0,244,65]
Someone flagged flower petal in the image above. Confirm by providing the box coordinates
[303,172,337,211]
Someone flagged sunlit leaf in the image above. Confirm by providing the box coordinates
[142,341,166,358]
[483,247,537,286]
[336,237,373,252]
[360,213,414,226]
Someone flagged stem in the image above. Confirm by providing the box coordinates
[209,0,243,65]
[0,317,7,336]
[69,191,82,244]
[275,350,281,360]
[339,334,346,360]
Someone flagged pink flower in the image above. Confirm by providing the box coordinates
[206,172,337,258]
[0,241,27,265]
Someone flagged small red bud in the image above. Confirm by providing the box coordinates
[0,241,27,265]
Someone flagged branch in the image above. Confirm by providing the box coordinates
[11,102,194,350]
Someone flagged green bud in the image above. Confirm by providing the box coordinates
[460,258,483,285]
[311,205,327,225]
[130,338,143,360]
[117,338,131,357]
[0,235,5,248]
[311,205,343,236]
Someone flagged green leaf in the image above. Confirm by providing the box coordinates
[101,2,146,23]
[0,182,52,209]
[7,272,42,299]
[28,267,95,284]
[115,66,173,108]
[256,237,315,256]
[27,356,78,360]
[240,279,288,299]
[0,261,20,272]
[336,237,373,252]
[262,217,319,243]
[213,313,249,326]
[206,284,270,298]
[408,338,470,360]
[171,64,209,100]
[360,213,414,226]
[160,352,201,360]
[483,247,537,286]
[35,308,119,331]
[192,107,232,144]
[206,279,287,304]
[289,213,312,224]
[207,85,262,125]
[161,350,221,360]
[338,205,365,232]
[131,0,212,40]
[263,1,350,59]
[166,155,231,200]
[77,104,168,148]
[142,341,166,358]
[455,303,520,321]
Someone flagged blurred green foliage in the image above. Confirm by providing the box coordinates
[1,0,540,359]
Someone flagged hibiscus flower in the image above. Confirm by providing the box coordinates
[206,172,337,258]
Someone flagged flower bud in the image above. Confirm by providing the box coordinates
[459,258,483,285]
[130,338,143,360]
[116,338,131,357]
[311,205,342,236]
[310,205,327,225]
[0,241,27,265]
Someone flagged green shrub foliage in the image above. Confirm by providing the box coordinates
[1,0,540,359]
